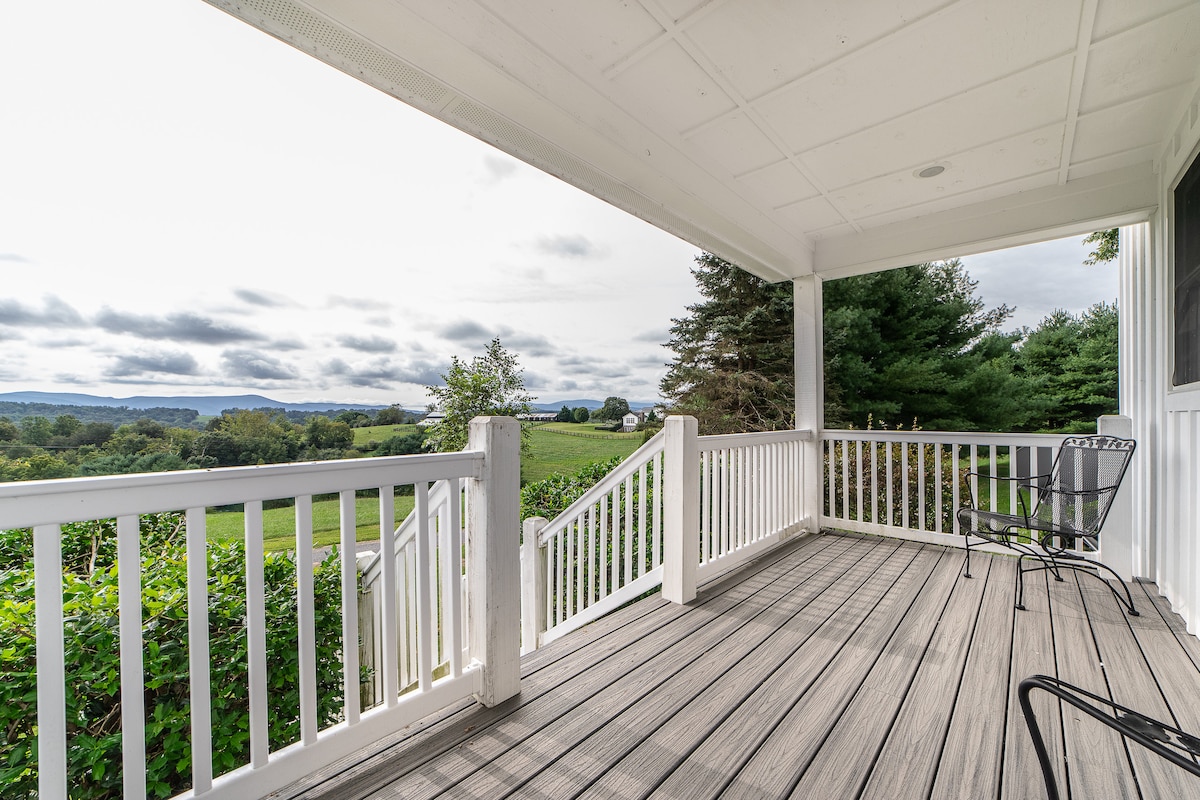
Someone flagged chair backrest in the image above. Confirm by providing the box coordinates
[1035,435,1136,541]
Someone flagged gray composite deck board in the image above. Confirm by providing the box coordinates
[282,531,1200,800]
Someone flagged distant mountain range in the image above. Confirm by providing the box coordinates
[0,392,659,417]
[0,391,395,417]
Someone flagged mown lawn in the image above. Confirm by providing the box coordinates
[207,493,416,551]
[204,428,640,550]
[352,423,421,446]
[523,427,642,484]
[533,421,641,439]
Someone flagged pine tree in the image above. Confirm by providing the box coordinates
[660,253,795,434]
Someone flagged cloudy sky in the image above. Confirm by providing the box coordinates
[0,1,1116,409]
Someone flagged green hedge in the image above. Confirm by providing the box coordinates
[0,513,345,799]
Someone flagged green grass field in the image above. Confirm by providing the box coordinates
[204,425,641,550]
[207,493,417,551]
[352,423,420,446]
[523,427,642,484]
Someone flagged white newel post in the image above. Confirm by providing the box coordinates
[467,416,522,706]
[521,516,547,655]
[1099,414,1136,581]
[794,274,824,532]
[663,415,699,604]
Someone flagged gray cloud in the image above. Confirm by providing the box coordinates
[438,320,492,342]
[482,154,519,183]
[0,253,30,263]
[96,309,265,344]
[534,234,607,260]
[505,332,555,358]
[272,338,306,351]
[338,334,396,354]
[633,328,670,344]
[435,321,554,357]
[234,288,289,308]
[328,295,390,312]
[325,357,443,388]
[221,349,297,380]
[0,296,85,327]
[107,351,201,377]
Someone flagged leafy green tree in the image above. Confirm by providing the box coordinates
[374,432,425,456]
[556,405,573,422]
[1083,228,1119,265]
[823,259,1023,430]
[375,405,409,425]
[1017,302,1118,431]
[68,422,114,448]
[661,253,795,434]
[305,416,355,451]
[424,338,535,453]
[52,414,82,438]
[573,407,590,424]
[335,410,371,428]
[592,397,631,421]
[18,416,53,446]
[0,417,18,442]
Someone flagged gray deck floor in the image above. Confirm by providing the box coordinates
[280,531,1200,799]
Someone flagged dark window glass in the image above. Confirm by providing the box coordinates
[1175,154,1200,386]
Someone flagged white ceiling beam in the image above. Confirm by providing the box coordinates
[1058,0,1099,185]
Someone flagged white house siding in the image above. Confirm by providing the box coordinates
[1130,82,1200,635]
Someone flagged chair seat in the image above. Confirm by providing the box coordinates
[955,508,1096,552]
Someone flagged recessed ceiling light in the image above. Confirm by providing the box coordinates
[915,164,946,179]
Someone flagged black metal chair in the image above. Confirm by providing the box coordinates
[1019,675,1200,800]
[957,435,1137,615]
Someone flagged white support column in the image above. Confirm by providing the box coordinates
[467,416,522,706]
[1099,414,1135,581]
[1117,222,1158,579]
[663,415,699,604]
[794,274,824,532]
[521,516,547,655]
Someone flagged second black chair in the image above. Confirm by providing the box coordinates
[957,434,1137,615]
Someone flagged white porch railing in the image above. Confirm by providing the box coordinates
[820,429,1068,548]
[356,478,469,706]
[522,418,813,651]
[0,416,521,800]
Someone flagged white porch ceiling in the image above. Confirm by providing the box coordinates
[205,0,1200,282]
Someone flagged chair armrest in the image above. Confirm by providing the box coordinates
[1019,675,1200,800]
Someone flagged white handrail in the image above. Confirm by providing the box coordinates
[7,428,519,800]
[537,430,666,547]
[820,429,1068,545]
[527,424,812,649]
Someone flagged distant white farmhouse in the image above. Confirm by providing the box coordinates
[621,412,644,433]
[418,411,445,427]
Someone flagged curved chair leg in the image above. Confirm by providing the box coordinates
[1085,559,1140,616]
[1056,557,1140,617]
[963,534,972,579]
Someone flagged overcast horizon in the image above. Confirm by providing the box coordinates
[1,1,1117,410]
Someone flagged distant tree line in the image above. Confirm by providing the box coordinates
[662,251,1119,435]
[0,407,425,483]
[0,402,199,427]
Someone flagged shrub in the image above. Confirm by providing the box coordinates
[520,456,624,521]
[0,512,345,799]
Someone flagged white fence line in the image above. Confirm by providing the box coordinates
[0,427,522,800]
[820,429,1068,547]
[524,422,813,650]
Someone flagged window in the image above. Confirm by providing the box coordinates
[1175,153,1200,386]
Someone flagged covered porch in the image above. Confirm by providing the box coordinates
[8,1,1200,798]
[282,531,1200,800]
